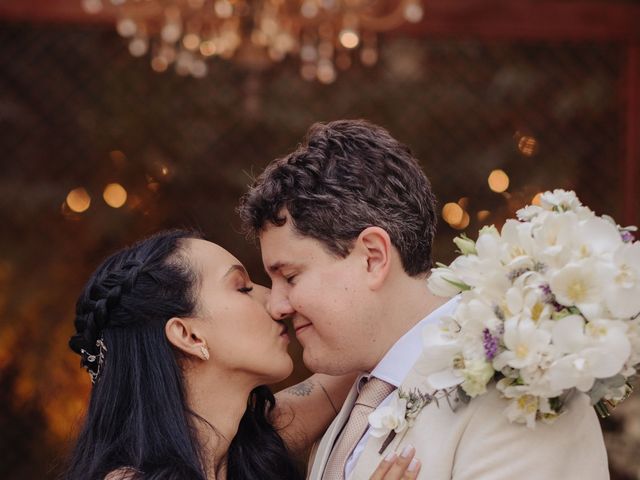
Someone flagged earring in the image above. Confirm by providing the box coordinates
[200,345,210,361]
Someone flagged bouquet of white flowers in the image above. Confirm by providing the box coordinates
[423,189,640,427]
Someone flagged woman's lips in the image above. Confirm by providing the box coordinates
[278,323,290,340]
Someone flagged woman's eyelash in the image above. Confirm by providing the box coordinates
[238,286,253,293]
[285,275,296,284]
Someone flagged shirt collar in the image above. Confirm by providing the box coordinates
[368,297,459,388]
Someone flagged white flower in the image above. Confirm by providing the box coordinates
[456,298,502,348]
[539,189,582,212]
[531,211,578,269]
[502,393,558,428]
[460,359,494,397]
[548,260,604,320]
[547,316,631,392]
[504,395,540,428]
[475,227,501,259]
[517,364,563,398]
[450,254,509,303]
[516,205,544,222]
[427,267,468,297]
[500,219,535,263]
[368,389,434,440]
[504,277,552,323]
[493,318,552,370]
[417,323,464,390]
[368,394,408,438]
[604,242,640,319]
[570,217,623,262]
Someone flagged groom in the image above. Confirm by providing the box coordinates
[238,120,609,479]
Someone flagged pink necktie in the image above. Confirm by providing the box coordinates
[322,377,396,480]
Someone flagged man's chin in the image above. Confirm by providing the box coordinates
[302,350,357,376]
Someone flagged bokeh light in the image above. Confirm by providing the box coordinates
[403,2,424,23]
[151,56,169,72]
[66,187,91,213]
[477,210,491,221]
[488,169,509,193]
[532,192,543,205]
[182,33,201,51]
[200,40,217,57]
[339,29,360,49]
[442,202,463,224]
[103,183,128,208]
[128,37,148,57]
[451,211,470,230]
[518,135,539,156]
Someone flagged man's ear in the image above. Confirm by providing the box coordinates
[165,317,207,360]
[356,226,392,290]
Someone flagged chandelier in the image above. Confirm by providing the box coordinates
[81,0,424,82]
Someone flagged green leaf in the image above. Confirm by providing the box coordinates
[444,278,472,291]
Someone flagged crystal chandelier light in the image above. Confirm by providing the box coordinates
[82,0,424,82]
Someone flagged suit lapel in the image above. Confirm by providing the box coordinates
[308,379,360,480]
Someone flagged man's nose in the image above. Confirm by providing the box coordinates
[267,285,295,319]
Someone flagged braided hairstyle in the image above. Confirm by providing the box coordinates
[65,230,302,480]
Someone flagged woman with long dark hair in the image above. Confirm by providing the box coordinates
[66,230,419,480]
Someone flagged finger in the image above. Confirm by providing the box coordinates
[402,458,421,479]
[384,445,416,480]
[369,452,398,480]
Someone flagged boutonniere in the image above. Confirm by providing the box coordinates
[368,388,447,455]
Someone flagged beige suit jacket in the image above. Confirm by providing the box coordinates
[308,353,609,480]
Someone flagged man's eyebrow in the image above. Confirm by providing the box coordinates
[223,264,248,279]
[267,261,289,274]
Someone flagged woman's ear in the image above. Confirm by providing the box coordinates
[356,226,392,290]
[165,317,209,361]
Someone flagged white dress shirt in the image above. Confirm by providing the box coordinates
[344,298,459,477]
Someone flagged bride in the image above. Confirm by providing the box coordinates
[65,230,419,480]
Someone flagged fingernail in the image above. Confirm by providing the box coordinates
[401,445,414,458]
[408,458,419,472]
[385,452,397,462]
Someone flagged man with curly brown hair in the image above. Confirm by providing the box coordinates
[238,119,608,480]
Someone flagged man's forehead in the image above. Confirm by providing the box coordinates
[258,220,322,272]
[260,239,305,274]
